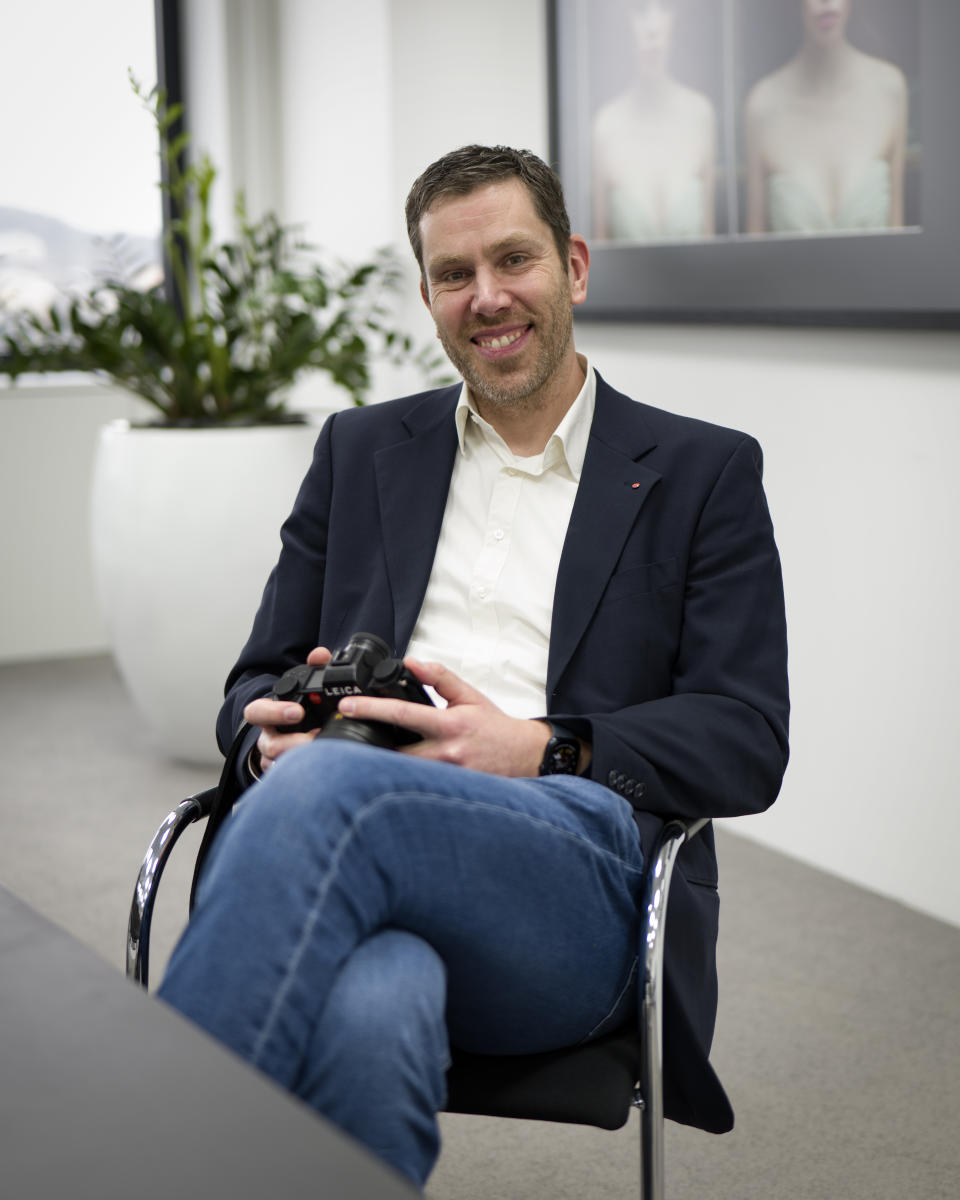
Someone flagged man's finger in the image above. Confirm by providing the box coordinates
[404,657,487,708]
[337,692,446,738]
[258,728,317,761]
[244,697,305,727]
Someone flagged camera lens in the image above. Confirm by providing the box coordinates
[318,713,398,750]
[338,631,391,666]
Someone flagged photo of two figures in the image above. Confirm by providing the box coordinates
[575,0,920,243]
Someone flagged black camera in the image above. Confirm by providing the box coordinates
[268,631,434,750]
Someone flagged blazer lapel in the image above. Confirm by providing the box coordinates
[547,377,661,697]
[375,388,460,651]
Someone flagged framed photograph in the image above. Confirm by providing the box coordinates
[549,0,960,325]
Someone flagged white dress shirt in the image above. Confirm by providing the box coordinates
[406,358,596,717]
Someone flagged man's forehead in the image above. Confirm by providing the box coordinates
[419,178,549,255]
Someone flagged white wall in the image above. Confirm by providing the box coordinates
[0,381,148,662]
[3,0,958,928]
[277,0,394,259]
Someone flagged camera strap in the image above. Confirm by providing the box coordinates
[188,721,255,911]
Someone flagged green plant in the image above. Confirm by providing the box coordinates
[0,78,447,425]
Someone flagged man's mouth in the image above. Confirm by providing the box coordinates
[471,325,532,356]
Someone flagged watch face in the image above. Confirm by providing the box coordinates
[550,742,580,773]
[541,731,580,775]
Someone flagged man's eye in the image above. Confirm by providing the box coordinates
[505,254,527,267]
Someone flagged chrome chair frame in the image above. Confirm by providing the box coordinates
[128,793,705,1200]
[127,787,217,988]
[637,816,706,1198]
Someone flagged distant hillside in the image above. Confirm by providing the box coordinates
[0,206,161,311]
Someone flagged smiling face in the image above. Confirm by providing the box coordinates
[418,178,589,418]
[802,0,852,47]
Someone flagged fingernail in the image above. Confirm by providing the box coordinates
[339,698,356,714]
[284,706,301,722]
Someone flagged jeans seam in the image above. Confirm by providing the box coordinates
[249,787,645,1068]
[583,956,638,1042]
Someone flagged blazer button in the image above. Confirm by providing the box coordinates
[624,780,635,798]
[607,770,618,787]
[635,783,645,798]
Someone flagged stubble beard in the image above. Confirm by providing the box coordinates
[437,288,576,415]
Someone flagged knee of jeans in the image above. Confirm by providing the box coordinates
[322,929,448,1057]
[197,742,395,903]
[265,740,398,820]
[222,742,377,852]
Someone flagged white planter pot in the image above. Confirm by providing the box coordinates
[90,419,322,765]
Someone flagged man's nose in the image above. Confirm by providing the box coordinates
[470,266,510,316]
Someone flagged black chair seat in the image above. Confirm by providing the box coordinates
[446,1024,639,1130]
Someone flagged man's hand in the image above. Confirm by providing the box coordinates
[244,646,331,772]
[338,658,579,778]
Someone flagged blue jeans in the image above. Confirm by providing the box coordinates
[159,741,645,1187]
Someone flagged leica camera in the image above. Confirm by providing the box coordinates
[269,631,433,749]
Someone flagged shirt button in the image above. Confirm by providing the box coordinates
[477,586,488,599]
[493,528,505,541]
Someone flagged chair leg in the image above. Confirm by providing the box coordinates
[636,818,701,1199]
[637,1092,664,1200]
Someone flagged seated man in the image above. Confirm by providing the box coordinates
[158,144,789,1189]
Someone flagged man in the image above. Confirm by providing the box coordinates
[159,145,789,1189]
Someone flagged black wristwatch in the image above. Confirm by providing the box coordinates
[536,720,581,776]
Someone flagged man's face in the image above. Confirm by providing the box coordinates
[418,179,588,414]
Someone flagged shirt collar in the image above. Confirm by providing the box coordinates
[454,355,596,481]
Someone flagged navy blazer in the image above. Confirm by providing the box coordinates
[220,372,790,1133]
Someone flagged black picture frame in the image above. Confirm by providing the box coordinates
[548,0,960,327]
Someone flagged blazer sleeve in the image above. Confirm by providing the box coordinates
[215,417,335,753]
[554,435,789,822]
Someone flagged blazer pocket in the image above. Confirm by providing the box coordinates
[602,557,678,605]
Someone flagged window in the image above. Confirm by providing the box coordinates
[0,0,162,319]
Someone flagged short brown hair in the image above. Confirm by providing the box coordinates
[405,145,572,281]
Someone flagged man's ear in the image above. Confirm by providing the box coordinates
[568,234,590,307]
[420,277,442,339]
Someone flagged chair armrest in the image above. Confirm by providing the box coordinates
[126,788,216,989]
